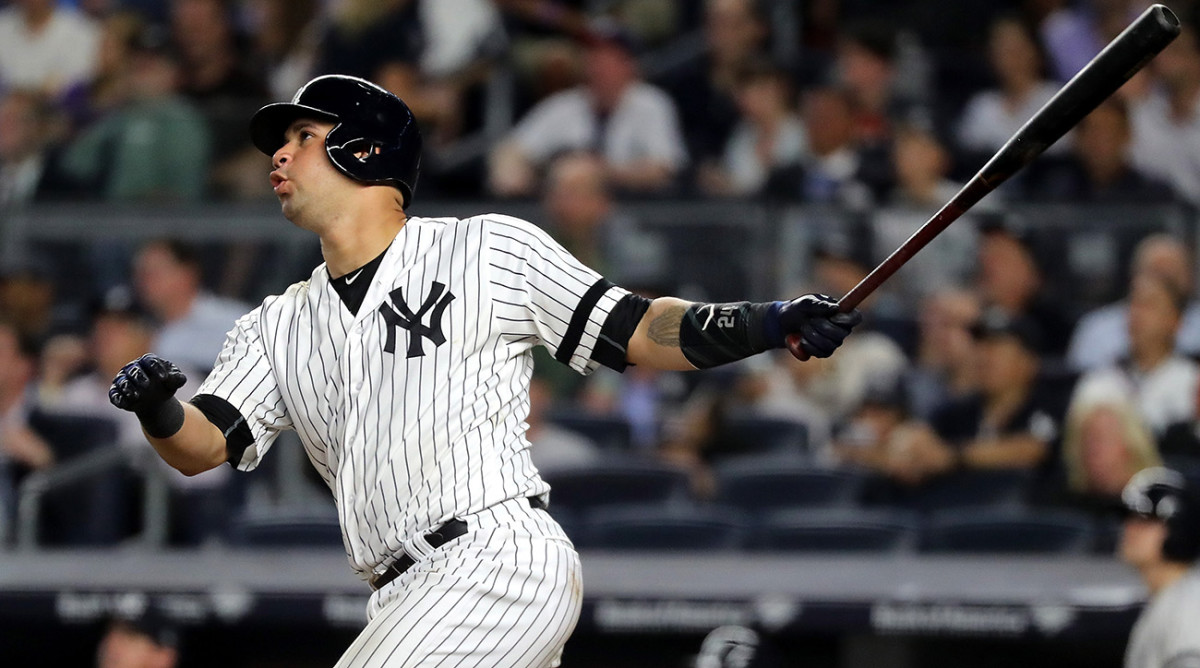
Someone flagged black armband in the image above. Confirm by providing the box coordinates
[136,397,186,439]
[679,301,785,369]
[592,292,653,372]
[189,394,255,467]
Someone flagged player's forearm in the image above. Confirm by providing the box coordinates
[144,402,227,476]
[961,436,1048,469]
[605,160,675,192]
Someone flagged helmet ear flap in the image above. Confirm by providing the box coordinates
[1162,479,1200,563]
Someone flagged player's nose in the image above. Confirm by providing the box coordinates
[272,148,291,170]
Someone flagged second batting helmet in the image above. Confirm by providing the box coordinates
[249,75,422,208]
[1122,467,1200,563]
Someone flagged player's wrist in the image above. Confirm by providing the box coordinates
[136,396,186,439]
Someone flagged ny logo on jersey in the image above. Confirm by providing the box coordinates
[378,281,456,358]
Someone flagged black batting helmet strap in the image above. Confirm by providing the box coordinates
[249,74,422,207]
[1123,467,1200,563]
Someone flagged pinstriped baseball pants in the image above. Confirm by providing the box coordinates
[335,499,583,667]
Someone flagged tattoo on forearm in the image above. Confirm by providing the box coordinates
[647,305,686,347]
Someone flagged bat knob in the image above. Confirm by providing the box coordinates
[785,333,810,361]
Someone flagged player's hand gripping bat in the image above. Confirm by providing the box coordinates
[787,3,1182,360]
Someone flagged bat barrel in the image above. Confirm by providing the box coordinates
[834,3,1180,314]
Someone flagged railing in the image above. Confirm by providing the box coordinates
[14,444,171,550]
[1,200,1193,310]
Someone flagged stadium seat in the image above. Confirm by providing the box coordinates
[26,411,120,461]
[887,469,1033,513]
[715,461,865,511]
[542,460,692,512]
[751,508,919,553]
[229,505,344,548]
[919,507,1097,554]
[714,416,809,460]
[579,505,747,551]
[545,411,633,452]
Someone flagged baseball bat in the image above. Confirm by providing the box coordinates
[787,3,1181,359]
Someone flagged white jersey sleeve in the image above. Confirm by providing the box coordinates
[195,304,293,471]
[482,214,630,374]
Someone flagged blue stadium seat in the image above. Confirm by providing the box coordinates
[919,508,1097,554]
[751,508,919,553]
[715,461,865,511]
[542,460,692,512]
[229,505,343,548]
[580,505,747,551]
[545,411,633,452]
[888,469,1033,513]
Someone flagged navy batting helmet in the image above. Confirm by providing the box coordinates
[1122,467,1200,563]
[249,75,422,208]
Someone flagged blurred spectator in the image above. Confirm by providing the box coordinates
[489,23,688,197]
[697,59,807,197]
[541,152,664,285]
[1130,22,1200,206]
[1055,378,1162,515]
[832,376,913,473]
[656,0,769,167]
[832,19,929,200]
[1068,234,1200,371]
[889,310,1070,486]
[169,0,269,197]
[0,0,101,97]
[0,89,58,207]
[762,85,872,209]
[96,608,180,668]
[318,0,424,82]
[247,0,323,102]
[525,374,601,474]
[0,317,55,481]
[494,0,591,107]
[956,14,1064,161]
[1069,271,1199,439]
[1029,99,1176,202]
[975,217,1077,358]
[0,254,82,346]
[56,29,211,202]
[874,124,983,299]
[33,286,153,447]
[1037,0,1136,82]
[133,240,249,377]
[904,287,982,420]
[62,11,143,128]
[370,0,505,151]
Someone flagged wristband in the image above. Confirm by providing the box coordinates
[678,301,783,369]
[136,397,186,439]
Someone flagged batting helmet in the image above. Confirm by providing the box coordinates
[249,74,422,207]
[1122,467,1200,563]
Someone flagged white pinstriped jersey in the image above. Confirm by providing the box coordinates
[196,214,628,577]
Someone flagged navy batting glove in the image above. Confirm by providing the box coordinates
[774,294,862,359]
[109,354,187,412]
[109,354,188,438]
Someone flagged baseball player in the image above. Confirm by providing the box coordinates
[1120,467,1200,668]
[107,75,861,667]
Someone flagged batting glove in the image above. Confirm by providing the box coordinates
[109,354,188,438]
[777,294,862,359]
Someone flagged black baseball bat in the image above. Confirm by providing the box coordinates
[788,3,1181,358]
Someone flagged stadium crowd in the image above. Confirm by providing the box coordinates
[1,0,1200,553]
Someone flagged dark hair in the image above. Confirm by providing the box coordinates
[840,20,899,63]
[144,239,202,272]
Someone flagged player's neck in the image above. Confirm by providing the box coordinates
[320,214,407,278]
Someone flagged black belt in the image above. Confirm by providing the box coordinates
[370,496,547,591]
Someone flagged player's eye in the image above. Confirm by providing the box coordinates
[300,130,314,141]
